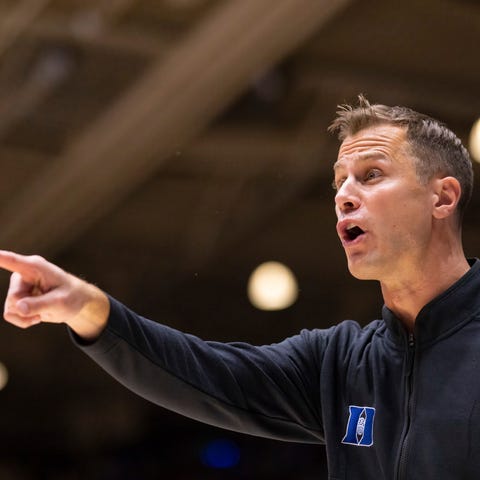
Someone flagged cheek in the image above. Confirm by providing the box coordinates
[390,202,431,244]
[374,195,427,238]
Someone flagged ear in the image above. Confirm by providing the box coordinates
[431,176,461,220]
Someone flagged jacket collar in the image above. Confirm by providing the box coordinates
[383,258,480,348]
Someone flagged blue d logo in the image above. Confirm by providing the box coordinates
[342,405,375,447]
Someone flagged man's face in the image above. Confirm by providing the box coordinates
[333,124,436,282]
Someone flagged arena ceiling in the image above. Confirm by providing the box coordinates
[0,0,479,478]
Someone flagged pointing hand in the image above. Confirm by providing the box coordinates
[0,251,109,340]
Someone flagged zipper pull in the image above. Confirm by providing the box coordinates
[405,333,415,377]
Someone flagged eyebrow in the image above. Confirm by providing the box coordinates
[333,152,388,172]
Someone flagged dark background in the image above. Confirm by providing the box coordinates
[0,0,479,478]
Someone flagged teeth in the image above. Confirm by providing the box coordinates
[346,223,357,231]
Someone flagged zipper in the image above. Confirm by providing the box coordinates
[396,332,416,480]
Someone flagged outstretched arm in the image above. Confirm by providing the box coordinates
[0,250,109,341]
[0,250,327,442]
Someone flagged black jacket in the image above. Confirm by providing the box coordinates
[74,259,480,479]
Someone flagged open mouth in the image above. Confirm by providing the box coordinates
[345,225,364,241]
[336,220,367,245]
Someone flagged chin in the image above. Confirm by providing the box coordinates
[347,257,380,281]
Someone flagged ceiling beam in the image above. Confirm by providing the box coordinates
[0,50,72,137]
[0,122,327,180]
[170,125,329,176]
[0,0,352,255]
[29,12,165,58]
[300,63,480,122]
[0,0,51,56]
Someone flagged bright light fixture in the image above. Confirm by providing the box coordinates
[247,261,298,311]
[0,362,9,391]
[469,118,480,163]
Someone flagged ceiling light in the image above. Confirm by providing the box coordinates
[247,261,298,311]
[0,362,9,391]
[469,118,480,163]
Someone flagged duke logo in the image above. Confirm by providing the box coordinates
[342,405,375,447]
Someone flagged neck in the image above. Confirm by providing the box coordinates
[380,241,469,332]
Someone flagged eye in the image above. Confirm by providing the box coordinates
[332,177,346,191]
[364,169,382,182]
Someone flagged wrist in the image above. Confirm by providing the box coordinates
[67,283,110,341]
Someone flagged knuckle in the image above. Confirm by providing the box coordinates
[28,254,46,265]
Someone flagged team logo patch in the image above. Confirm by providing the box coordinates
[342,405,375,447]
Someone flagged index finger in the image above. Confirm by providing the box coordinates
[0,250,40,283]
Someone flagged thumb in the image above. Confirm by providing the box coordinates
[16,290,61,320]
[16,300,31,315]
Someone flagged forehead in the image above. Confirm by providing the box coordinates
[335,124,408,169]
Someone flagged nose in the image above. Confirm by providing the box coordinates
[335,179,361,215]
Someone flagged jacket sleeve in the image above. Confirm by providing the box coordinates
[71,296,332,443]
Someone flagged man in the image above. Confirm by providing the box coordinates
[1,96,478,479]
